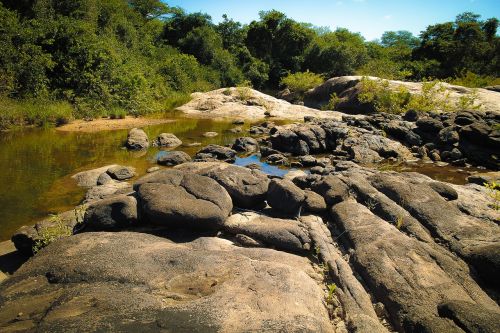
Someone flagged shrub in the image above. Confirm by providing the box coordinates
[321,92,341,111]
[109,107,127,119]
[448,71,500,88]
[280,71,323,98]
[358,77,411,114]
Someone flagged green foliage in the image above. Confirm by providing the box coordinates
[32,215,72,254]
[484,181,500,211]
[321,93,341,111]
[326,283,337,304]
[448,71,500,88]
[358,77,482,114]
[280,71,323,97]
[0,96,73,129]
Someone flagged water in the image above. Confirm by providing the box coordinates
[0,116,284,241]
[0,115,484,241]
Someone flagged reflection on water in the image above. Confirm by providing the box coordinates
[234,155,296,177]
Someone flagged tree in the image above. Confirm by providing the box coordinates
[128,0,171,20]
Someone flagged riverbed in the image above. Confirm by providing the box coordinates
[0,114,485,241]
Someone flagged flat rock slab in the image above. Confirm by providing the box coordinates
[224,212,311,253]
[0,232,334,332]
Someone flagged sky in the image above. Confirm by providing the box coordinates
[165,0,500,40]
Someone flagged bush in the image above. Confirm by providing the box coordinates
[358,77,482,114]
[448,71,500,88]
[280,71,323,98]
[321,93,341,111]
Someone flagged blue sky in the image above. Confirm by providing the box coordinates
[166,0,500,40]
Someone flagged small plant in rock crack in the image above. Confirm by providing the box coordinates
[365,197,378,211]
[326,283,337,304]
[484,181,500,210]
[394,215,404,229]
[32,215,72,254]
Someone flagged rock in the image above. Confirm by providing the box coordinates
[0,232,335,332]
[304,76,500,115]
[11,209,84,255]
[244,163,261,170]
[96,172,113,185]
[331,198,499,332]
[228,126,242,133]
[438,300,500,333]
[176,162,269,209]
[467,172,500,186]
[157,151,192,166]
[428,182,459,201]
[403,109,419,122]
[260,146,280,157]
[232,119,245,125]
[304,190,327,213]
[195,144,237,163]
[125,128,149,150]
[154,133,182,148]
[223,212,311,252]
[415,117,444,137]
[84,182,132,203]
[231,137,259,153]
[383,121,422,146]
[284,170,308,182]
[299,155,317,167]
[311,175,350,205]
[72,165,118,187]
[267,179,305,215]
[202,131,218,137]
[266,153,289,165]
[147,166,161,173]
[438,126,459,145]
[136,171,232,230]
[83,195,138,231]
[106,166,135,180]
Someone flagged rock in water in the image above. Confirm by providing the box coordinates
[231,137,259,153]
[125,128,149,150]
[157,151,191,166]
[106,166,135,180]
[154,133,182,148]
[0,232,334,332]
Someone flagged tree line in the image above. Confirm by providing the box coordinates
[0,0,498,120]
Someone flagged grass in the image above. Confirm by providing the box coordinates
[484,181,499,211]
[0,96,73,130]
[0,92,192,130]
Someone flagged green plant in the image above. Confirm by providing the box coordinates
[321,92,341,111]
[280,71,323,98]
[484,181,500,210]
[358,77,411,114]
[456,89,482,110]
[236,81,253,101]
[326,283,337,304]
[394,215,404,229]
[32,215,73,254]
[109,108,127,119]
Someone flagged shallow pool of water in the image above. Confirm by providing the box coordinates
[0,116,286,241]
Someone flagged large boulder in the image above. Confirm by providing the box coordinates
[267,179,305,215]
[176,162,269,208]
[0,232,335,332]
[136,171,232,230]
[125,128,149,150]
[71,165,118,187]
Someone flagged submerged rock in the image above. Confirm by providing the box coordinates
[157,151,191,166]
[106,165,135,180]
[195,144,237,163]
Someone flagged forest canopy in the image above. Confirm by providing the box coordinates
[0,0,498,121]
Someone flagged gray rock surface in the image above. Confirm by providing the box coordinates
[0,232,334,332]
[136,171,232,229]
[83,195,138,231]
[106,165,135,180]
[157,151,192,166]
[267,179,305,215]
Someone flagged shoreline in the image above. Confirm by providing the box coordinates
[56,116,176,133]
